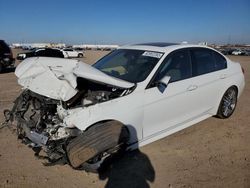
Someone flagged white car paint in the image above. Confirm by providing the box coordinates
[15,44,245,148]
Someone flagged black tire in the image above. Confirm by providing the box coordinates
[66,121,129,169]
[78,53,83,58]
[216,86,238,119]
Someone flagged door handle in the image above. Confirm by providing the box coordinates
[220,74,227,79]
[187,85,198,91]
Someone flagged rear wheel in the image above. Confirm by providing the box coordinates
[66,121,129,171]
[78,53,83,58]
[217,86,238,119]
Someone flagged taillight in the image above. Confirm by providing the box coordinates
[241,66,245,75]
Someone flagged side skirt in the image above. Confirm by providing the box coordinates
[127,113,212,150]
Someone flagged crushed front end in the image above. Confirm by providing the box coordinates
[3,57,135,168]
[4,90,81,164]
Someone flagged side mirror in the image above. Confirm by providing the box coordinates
[157,76,171,93]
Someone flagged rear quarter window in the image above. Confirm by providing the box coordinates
[213,51,227,70]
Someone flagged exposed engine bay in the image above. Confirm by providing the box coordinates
[66,77,132,108]
[4,78,133,165]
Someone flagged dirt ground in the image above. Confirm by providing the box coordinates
[0,49,249,188]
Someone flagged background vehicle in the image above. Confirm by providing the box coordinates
[0,40,15,72]
[17,48,64,60]
[242,49,250,56]
[219,48,232,55]
[232,49,244,55]
[7,43,245,172]
[61,48,84,58]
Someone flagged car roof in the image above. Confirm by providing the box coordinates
[120,43,216,53]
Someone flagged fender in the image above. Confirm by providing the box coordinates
[63,92,144,143]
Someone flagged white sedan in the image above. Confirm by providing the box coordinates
[61,48,84,58]
[232,49,243,56]
[8,43,245,171]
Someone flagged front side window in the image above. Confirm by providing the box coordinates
[93,49,163,83]
[152,49,192,84]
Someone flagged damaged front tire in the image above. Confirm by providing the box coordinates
[66,121,129,172]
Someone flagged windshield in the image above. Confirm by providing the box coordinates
[93,49,163,83]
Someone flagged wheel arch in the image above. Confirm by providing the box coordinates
[66,119,131,169]
[85,119,124,129]
[232,85,239,98]
[222,85,238,98]
[84,119,139,145]
[214,85,238,117]
[212,85,239,116]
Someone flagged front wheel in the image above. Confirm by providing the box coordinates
[217,86,238,119]
[66,121,129,171]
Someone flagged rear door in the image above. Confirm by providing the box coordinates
[188,48,228,115]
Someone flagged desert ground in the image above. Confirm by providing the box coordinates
[0,49,249,188]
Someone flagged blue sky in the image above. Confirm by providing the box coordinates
[0,0,249,44]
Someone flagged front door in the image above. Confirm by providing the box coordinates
[143,49,199,138]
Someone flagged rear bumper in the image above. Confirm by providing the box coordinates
[238,74,245,98]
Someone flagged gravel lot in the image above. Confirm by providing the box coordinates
[0,49,249,188]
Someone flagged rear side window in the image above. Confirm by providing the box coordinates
[213,52,227,70]
[191,48,216,76]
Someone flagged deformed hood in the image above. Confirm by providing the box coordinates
[15,57,134,101]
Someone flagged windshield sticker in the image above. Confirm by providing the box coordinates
[142,51,163,58]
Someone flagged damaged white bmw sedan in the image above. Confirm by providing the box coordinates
[5,43,245,171]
